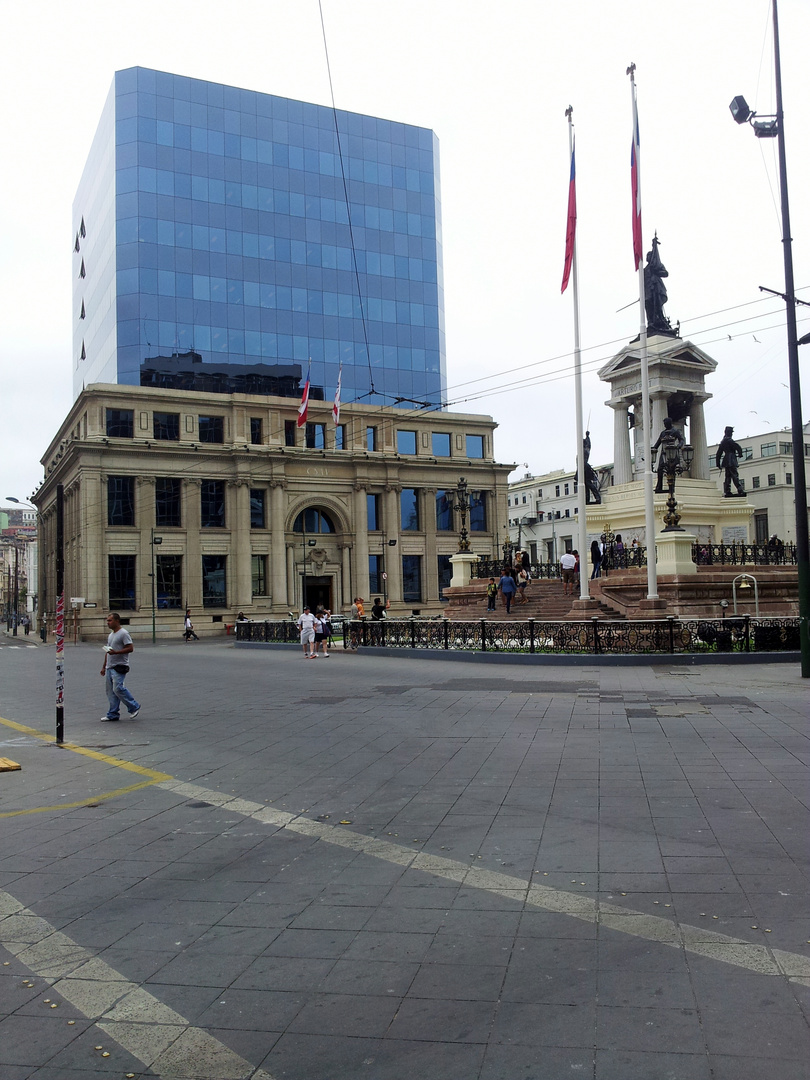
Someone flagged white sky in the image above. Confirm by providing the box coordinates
[2,0,809,511]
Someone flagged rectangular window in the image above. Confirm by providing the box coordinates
[402,554,422,602]
[466,434,484,459]
[367,493,380,531]
[786,472,792,485]
[153,412,180,440]
[306,422,326,449]
[401,488,419,531]
[761,443,776,458]
[106,409,133,438]
[741,446,753,460]
[397,429,417,454]
[437,554,453,599]
[367,426,378,451]
[767,474,776,487]
[251,554,267,596]
[537,488,543,498]
[470,491,486,532]
[780,442,792,455]
[250,417,263,444]
[436,490,453,530]
[202,555,227,607]
[201,481,225,527]
[432,431,451,457]
[285,420,297,446]
[752,476,760,489]
[155,477,181,528]
[564,509,570,518]
[564,483,570,495]
[250,489,266,529]
[107,477,134,527]
[199,415,224,443]
[108,554,136,610]
[369,554,383,594]
[155,554,182,609]
[754,510,769,544]
[555,485,560,497]
[335,424,346,450]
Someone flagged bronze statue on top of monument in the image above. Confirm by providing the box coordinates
[644,234,678,337]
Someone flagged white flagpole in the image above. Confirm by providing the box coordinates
[566,108,589,601]
[628,65,658,600]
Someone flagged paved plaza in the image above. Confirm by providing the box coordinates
[0,635,808,1079]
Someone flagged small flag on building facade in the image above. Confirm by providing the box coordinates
[332,363,342,425]
[297,359,311,428]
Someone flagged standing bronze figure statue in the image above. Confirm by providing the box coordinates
[716,426,746,497]
[644,234,674,335]
[652,417,685,493]
[582,431,602,504]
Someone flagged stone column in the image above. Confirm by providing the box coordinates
[270,481,287,609]
[651,391,669,443]
[231,479,252,610]
[136,476,156,612]
[423,486,439,602]
[688,397,710,479]
[286,542,296,610]
[382,484,402,603]
[339,543,352,608]
[611,402,633,484]
[353,484,370,600]
[83,471,103,605]
[182,479,202,608]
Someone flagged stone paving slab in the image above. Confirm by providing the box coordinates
[0,640,808,1078]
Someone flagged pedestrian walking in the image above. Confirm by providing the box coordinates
[498,570,517,614]
[590,539,603,579]
[183,609,199,642]
[516,566,530,604]
[560,550,577,596]
[318,608,332,657]
[100,612,140,721]
[298,606,317,658]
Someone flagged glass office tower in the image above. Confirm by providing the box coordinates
[73,67,446,406]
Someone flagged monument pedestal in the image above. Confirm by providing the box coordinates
[449,551,479,589]
[655,530,698,577]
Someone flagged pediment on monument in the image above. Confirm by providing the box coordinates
[598,337,718,383]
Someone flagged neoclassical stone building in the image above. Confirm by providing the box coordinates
[35,384,509,638]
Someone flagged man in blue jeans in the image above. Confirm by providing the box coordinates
[100,612,141,721]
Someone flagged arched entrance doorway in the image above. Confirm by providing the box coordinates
[292,507,337,611]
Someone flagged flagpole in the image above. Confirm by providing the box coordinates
[628,65,658,600]
[565,109,589,601]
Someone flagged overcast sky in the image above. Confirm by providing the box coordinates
[2,0,808,512]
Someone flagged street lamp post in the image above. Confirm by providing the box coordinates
[650,443,694,532]
[150,530,163,645]
[453,477,471,553]
[730,0,809,677]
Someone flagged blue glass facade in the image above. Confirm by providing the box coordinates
[73,67,446,406]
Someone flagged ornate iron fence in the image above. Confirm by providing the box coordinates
[692,542,797,566]
[237,617,800,655]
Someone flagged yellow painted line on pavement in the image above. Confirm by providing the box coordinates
[0,715,172,818]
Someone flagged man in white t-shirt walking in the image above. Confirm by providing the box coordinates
[297,606,317,658]
[560,550,577,597]
[100,612,141,721]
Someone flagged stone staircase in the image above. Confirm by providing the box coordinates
[452,579,626,621]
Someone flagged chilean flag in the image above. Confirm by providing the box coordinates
[560,141,576,294]
[332,363,342,425]
[297,359,311,428]
[630,113,643,270]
